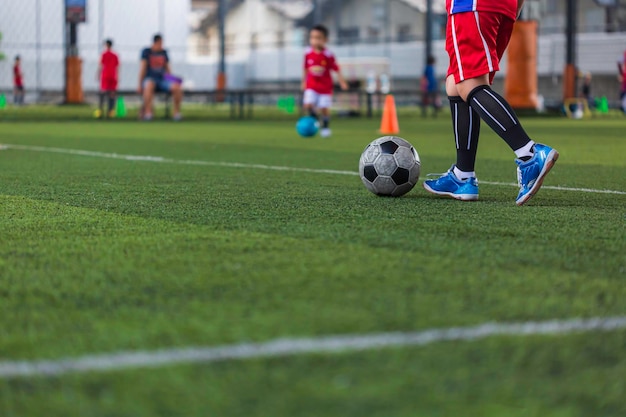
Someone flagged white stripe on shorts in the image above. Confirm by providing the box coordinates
[451,15,465,81]
[474,12,494,73]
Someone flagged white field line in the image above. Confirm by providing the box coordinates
[2,144,357,177]
[1,316,625,379]
[3,144,626,196]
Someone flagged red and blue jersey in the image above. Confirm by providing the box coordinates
[447,0,518,20]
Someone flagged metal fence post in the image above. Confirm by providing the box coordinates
[217,0,227,98]
[159,0,165,33]
[98,0,104,49]
[313,0,321,24]
[425,0,433,61]
[563,0,577,100]
[36,0,41,97]
[385,0,391,59]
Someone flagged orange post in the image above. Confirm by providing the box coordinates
[563,64,577,100]
[505,20,538,110]
[379,94,400,135]
[216,71,227,103]
[65,56,83,104]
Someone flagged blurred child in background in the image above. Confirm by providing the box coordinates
[13,55,24,105]
[302,24,348,138]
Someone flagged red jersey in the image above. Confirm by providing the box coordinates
[100,50,119,80]
[447,0,517,20]
[13,64,23,87]
[622,51,626,90]
[304,47,339,94]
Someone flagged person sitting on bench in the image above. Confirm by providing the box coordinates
[138,34,183,120]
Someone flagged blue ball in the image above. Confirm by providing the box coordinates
[296,116,320,138]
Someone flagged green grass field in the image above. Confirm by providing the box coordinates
[0,110,625,416]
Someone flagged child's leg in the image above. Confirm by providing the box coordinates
[319,94,333,131]
[108,91,116,114]
[319,107,332,137]
[448,11,535,160]
[320,107,330,128]
[303,90,319,119]
[432,92,441,117]
[446,76,481,179]
[170,82,183,117]
[456,75,534,160]
[142,81,156,119]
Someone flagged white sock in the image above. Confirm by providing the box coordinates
[453,166,475,181]
[514,141,535,159]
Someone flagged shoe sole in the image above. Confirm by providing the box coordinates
[422,183,479,201]
[516,149,559,206]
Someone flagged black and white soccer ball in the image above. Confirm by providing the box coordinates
[359,136,421,197]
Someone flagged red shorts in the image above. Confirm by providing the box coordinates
[101,77,118,92]
[446,11,515,84]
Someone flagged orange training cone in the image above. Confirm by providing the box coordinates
[379,94,400,135]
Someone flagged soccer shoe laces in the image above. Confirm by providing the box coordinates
[516,166,524,189]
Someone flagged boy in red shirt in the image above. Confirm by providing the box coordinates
[302,25,348,138]
[97,39,120,118]
[617,51,626,113]
[13,56,24,105]
[424,0,559,206]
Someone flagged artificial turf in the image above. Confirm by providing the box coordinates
[0,112,625,416]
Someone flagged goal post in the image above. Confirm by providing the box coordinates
[334,57,391,114]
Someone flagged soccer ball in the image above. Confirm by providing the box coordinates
[359,136,421,197]
[296,116,319,137]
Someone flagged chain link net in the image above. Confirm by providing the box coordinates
[0,0,625,104]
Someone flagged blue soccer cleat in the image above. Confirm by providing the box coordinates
[515,143,559,206]
[423,165,479,201]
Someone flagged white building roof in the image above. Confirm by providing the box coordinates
[264,0,313,20]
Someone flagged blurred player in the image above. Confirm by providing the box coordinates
[138,34,183,121]
[421,55,441,117]
[97,39,120,118]
[13,55,24,105]
[618,50,626,113]
[301,25,348,138]
[580,72,593,109]
[424,0,558,205]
